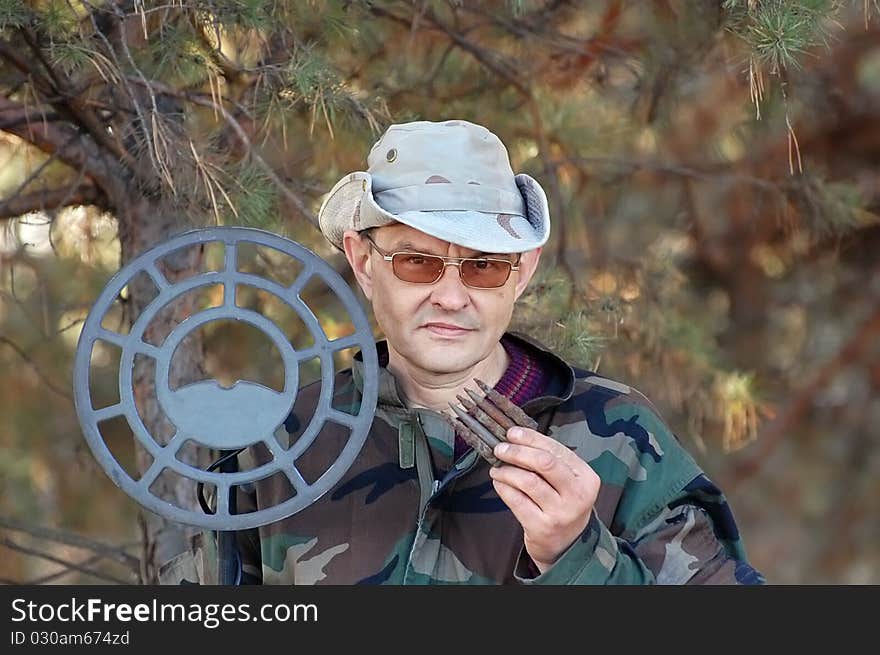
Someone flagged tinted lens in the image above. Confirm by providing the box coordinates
[460,259,512,288]
[391,253,445,283]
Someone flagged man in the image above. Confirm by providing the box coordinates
[162,119,764,584]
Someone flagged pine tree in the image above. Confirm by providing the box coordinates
[1,1,877,583]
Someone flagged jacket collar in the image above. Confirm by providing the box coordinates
[351,331,576,413]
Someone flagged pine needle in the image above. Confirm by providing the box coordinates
[866,0,880,28]
[135,0,148,40]
[151,112,177,195]
[785,110,803,175]
[319,87,334,140]
[748,56,765,119]
[189,139,222,224]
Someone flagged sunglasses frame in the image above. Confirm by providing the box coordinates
[362,233,520,289]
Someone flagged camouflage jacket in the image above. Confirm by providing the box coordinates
[159,332,764,585]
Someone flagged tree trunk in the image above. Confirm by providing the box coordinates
[117,199,210,584]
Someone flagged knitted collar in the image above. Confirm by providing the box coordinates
[495,334,550,406]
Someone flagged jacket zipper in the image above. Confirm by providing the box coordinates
[402,414,437,584]
[401,410,485,584]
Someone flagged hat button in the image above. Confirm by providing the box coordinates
[386,148,397,163]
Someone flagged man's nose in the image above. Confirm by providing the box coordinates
[429,263,470,310]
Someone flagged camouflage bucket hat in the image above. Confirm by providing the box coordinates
[317,119,551,254]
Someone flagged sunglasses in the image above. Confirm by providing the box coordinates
[363,233,520,289]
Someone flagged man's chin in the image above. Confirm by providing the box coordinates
[418,359,480,376]
[408,331,485,373]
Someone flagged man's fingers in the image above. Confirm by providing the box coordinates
[493,442,577,495]
[489,463,559,511]
[505,427,577,463]
[491,478,543,528]
[495,428,600,500]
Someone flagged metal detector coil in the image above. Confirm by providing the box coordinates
[73,227,378,531]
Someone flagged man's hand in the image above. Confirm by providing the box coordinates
[489,427,601,573]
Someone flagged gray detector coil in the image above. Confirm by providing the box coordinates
[73,227,378,531]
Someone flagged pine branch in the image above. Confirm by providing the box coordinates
[0,110,61,130]
[418,7,528,96]
[83,1,171,192]
[19,543,140,585]
[4,136,77,199]
[0,536,133,585]
[561,154,779,190]
[463,0,630,61]
[11,29,142,174]
[0,516,141,571]
[0,335,74,400]
[0,182,102,219]
[23,552,106,585]
[0,94,128,200]
[0,35,57,98]
[126,76,319,229]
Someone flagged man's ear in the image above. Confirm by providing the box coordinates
[513,247,542,302]
[342,229,374,301]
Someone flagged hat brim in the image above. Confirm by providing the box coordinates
[318,172,550,254]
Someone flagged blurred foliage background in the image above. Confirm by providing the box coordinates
[0,0,878,584]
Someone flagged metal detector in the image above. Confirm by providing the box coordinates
[73,227,378,584]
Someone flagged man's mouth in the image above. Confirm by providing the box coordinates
[422,322,475,336]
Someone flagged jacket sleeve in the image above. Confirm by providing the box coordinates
[513,476,765,584]
[513,380,765,585]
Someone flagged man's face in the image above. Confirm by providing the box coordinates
[343,223,541,376]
